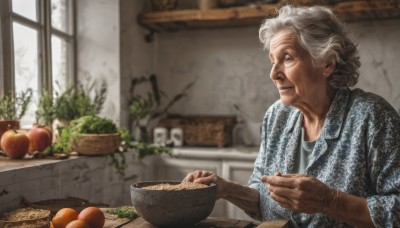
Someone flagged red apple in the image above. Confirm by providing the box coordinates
[0,129,30,159]
[27,125,52,154]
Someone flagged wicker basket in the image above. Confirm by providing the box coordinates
[73,133,121,155]
[158,115,237,147]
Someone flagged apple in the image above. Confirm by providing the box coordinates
[0,129,30,159]
[27,125,52,154]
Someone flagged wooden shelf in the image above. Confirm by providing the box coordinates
[137,1,400,32]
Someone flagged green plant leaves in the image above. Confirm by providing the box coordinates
[0,88,33,120]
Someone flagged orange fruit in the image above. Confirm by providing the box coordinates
[77,207,105,228]
[52,208,79,228]
[65,220,90,228]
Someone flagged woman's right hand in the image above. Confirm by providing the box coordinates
[183,170,225,199]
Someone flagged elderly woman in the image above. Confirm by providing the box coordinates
[184,5,400,227]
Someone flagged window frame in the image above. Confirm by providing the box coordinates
[0,0,76,98]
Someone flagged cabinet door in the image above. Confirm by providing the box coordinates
[222,161,257,221]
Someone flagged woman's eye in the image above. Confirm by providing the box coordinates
[284,56,293,62]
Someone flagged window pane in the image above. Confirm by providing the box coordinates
[51,35,69,95]
[13,22,39,127]
[12,0,38,22]
[51,0,72,34]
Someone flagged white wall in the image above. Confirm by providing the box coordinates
[120,0,154,130]
[152,19,400,144]
[162,20,400,112]
[120,5,400,144]
[77,0,120,124]
[351,19,400,112]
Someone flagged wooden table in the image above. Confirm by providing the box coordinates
[104,214,289,228]
[18,198,289,228]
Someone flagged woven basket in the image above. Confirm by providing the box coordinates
[158,115,236,147]
[73,133,121,155]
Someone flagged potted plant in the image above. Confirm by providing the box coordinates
[128,74,195,142]
[49,115,127,176]
[127,74,196,159]
[35,89,55,128]
[53,80,107,122]
[0,89,33,140]
[36,80,107,141]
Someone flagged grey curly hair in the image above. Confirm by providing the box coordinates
[259,5,360,88]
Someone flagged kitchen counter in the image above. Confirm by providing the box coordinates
[171,146,259,161]
[0,147,260,216]
[0,155,79,172]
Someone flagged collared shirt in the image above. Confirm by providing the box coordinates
[248,88,400,227]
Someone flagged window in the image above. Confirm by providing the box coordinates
[0,0,75,127]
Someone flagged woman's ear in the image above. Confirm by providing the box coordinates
[323,57,336,77]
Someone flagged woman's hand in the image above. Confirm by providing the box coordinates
[262,173,336,214]
[183,170,226,199]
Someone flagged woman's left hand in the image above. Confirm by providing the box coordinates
[262,173,335,214]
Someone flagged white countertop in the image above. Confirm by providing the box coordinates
[0,146,259,172]
[171,146,259,161]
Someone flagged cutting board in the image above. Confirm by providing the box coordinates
[101,208,133,228]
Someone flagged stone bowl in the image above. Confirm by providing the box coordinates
[130,181,217,227]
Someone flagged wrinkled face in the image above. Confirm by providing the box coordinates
[269,29,326,107]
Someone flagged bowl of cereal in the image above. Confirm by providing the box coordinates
[130,181,217,227]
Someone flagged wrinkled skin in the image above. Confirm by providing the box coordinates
[262,172,334,214]
[183,170,226,199]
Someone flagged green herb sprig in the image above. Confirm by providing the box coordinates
[106,207,139,220]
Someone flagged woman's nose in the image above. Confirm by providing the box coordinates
[270,64,283,80]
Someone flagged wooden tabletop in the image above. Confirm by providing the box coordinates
[104,215,289,228]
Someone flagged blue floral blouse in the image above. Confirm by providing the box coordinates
[248,88,400,227]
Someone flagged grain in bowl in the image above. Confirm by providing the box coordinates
[142,181,208,190]
[131,181,217,226]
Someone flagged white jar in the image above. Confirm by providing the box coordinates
[153,127,168,145]
[170,128,183,147]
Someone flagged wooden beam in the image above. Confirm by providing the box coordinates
[138,1,400,32]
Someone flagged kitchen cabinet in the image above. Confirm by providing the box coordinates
[147,147,259,219]
[222,160,258,221]
[138,1,400,32]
